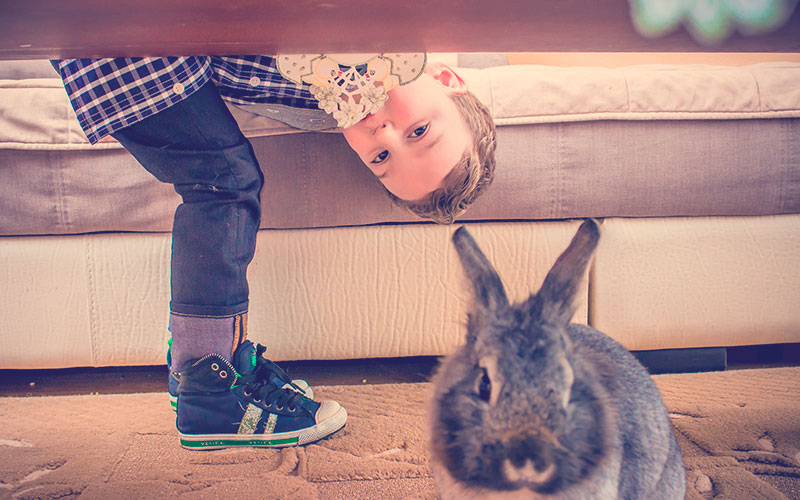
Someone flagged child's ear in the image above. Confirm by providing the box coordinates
[425,62,468,95]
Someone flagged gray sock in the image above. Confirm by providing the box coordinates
[169,314,238,372]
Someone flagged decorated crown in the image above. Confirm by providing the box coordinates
[277,53,427,128]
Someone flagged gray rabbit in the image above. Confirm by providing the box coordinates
[428,219,686,499]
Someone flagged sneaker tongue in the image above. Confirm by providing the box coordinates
[232,340,258,376]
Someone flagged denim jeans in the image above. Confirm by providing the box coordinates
[113,82,263,318]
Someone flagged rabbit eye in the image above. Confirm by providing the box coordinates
[478,368,492,403]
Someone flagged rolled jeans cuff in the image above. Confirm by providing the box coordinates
[170,300,249,318]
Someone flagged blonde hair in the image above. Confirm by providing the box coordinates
[386,91,497,224]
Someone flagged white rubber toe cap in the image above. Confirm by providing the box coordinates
[315,400,343,424]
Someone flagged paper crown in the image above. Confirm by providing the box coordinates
[277,53,427,128]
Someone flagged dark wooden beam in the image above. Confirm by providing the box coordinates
[1,0,798,60]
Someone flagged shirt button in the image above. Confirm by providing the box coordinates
[249,76,261,87]
[172,82,185,95]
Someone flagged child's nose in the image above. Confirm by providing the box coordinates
[372,121,396,140]
[361,113,384,131]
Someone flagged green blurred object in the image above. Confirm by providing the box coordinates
[629,0,798,45]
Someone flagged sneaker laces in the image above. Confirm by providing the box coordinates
[239,344,309,413]
[251,344,307,394]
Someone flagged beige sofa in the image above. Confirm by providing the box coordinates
[1,57,799,369]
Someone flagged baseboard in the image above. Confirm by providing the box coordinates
[633,347,727,374]
[634,343,800,374]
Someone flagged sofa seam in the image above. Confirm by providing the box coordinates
[43,151,60,233]
[85,235,100,365]
[622,67,631,113]
[52,151,71,232]
[558,122,565,219]
[552,123,562,219]
[779,120,793,213]
[310,136,320,224]
[550,123,557,219]
[776,123,792,212]
[744,65,763,113]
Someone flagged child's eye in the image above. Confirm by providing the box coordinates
[371,150,389,164]
[409,124,429,138]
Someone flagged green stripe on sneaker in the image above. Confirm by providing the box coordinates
[180,437,299,448]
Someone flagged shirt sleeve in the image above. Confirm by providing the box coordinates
[53,57,213,144]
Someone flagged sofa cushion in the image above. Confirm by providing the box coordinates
[0,220,589,368]
[473,63,800,125]
[591,214,800,351]
[1,61,799,235]
[3,61,798,148]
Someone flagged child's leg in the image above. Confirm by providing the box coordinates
[112,81,345,448]
[112,81,261,372]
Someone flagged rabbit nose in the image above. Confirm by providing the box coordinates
[503,458,556,487]
[503,437,555,486]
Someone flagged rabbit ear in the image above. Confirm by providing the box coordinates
[531,219,600,326]
[452,226,509,314]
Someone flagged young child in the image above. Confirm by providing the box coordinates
[53,54,496,449]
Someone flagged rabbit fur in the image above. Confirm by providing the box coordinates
[428,220,686,499]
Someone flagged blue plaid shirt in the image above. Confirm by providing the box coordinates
[54,56,319,144]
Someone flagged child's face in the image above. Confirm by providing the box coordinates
[342,63,471,201]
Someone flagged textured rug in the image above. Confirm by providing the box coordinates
[1,366,798,500]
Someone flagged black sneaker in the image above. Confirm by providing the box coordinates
[167,339,313,411]
[176,341,346,449]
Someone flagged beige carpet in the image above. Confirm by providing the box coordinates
[1,366,799,500]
